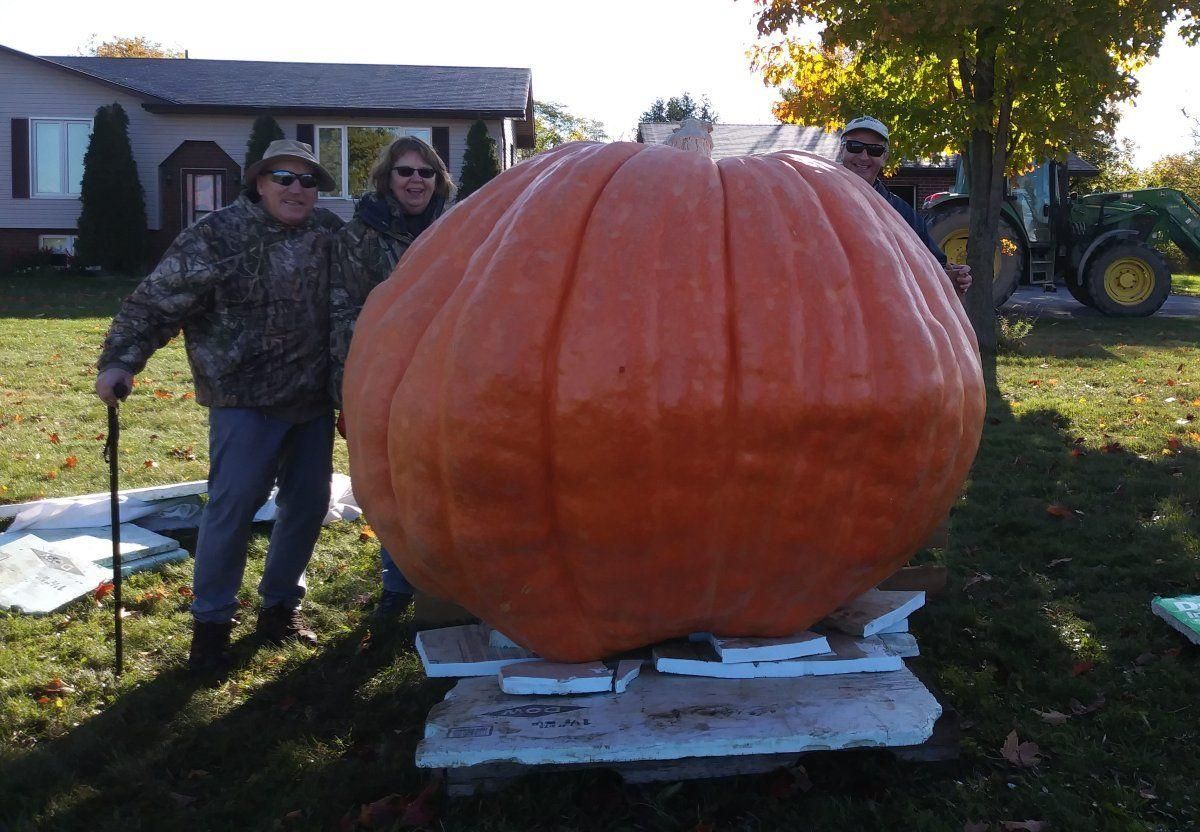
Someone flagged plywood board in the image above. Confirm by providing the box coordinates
[822,589,925,637]
[417,664,941,769]
[654,633,900,679]
[706,631,829,663]
[416,624,539,678]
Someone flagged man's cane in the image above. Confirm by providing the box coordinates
[102,382,129,676]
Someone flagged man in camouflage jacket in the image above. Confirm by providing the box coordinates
[96,140,343,675]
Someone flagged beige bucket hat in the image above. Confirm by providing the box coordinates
[244,139,336,191]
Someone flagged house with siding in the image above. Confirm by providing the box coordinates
[0,43,533,268]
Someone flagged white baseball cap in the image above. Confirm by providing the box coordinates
[841,116,890,141]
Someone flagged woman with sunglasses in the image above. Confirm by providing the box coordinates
[330,135,456,622]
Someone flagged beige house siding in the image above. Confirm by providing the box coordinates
[2,49,513,236]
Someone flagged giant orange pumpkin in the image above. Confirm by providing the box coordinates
[342,141,985,662]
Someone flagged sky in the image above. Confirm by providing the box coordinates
[2,0,1195,166]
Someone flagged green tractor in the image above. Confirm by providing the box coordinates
[923,159,1200,316]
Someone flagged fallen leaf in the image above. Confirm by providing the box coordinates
[1139,789,1158,800]
[144,459,158,469]
[178,586,195,598]
[1166,378,1177,386]
[1130,395,1147,404]
[39,677,76,697]
[359,524,377,542]
[1046,504,1073,519]
[1046,558,1072,568]
[43,470,58,480]
[357,632,372,654]
[94,433,105,440]
[48,432,60,444]
[1001,730,1043,767]
[1069,694,1106,715]
[181,391,195,400]
[153,389,174,399]
[1102,441,1125,454]
[963,572,993,592]
[1167,437,1182,451]
[1035,709,1070,725]
[62,456,78,469]
[283,810,304,824]
[1071,661,1095,676]
[94,581,114,600]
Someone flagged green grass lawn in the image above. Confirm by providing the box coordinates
[2,276,1198,831]
[1173,272,1200,296]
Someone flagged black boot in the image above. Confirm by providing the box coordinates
[256,605,318,646]
[189,620,234,675]
[370,589,413,624]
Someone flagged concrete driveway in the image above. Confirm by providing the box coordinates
[1002,286,1200,319]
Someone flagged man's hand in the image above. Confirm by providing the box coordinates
[945,262,972,295]
[96,367,134,407]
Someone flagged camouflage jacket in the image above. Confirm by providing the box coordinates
[329,192,446,407]
[99,194,344,408]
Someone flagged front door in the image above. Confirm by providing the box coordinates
[183,169,224,227]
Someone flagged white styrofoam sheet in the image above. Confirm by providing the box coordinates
[0,525,185,614]
[879,632,919,658]
[706,630,830,663]
[654,633,901,679]
[499,661,614,695]
[416,624,539,678]
[416,664,941,768]
[822,589,925,637]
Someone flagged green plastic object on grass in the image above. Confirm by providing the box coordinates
[1151,595,1200,646]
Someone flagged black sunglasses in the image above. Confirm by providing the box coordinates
[393,165,436,179]
[267,170,320,188]
[842,140,887,158]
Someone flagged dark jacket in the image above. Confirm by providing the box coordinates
[329,191,447,406]
[99,194,344,409]
[874,180,947,265]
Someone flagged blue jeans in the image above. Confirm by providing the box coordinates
[380,546,414,595]
[191,408,334,623]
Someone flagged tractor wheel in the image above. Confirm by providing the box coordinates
[1085,242,1171,317]
[925,206,1025,306]
[1064,273,1094,307]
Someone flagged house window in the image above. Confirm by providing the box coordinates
[315,126,434,198]
[184,170,224,226]
[38,234,77,255]
[31,119,92,197]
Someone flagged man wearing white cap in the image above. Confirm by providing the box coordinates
[840,116,972,294]
[95,139,345,674]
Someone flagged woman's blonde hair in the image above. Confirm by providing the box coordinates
[368,135,456,200]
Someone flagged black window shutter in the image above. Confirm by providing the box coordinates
[432,126,450,171]
[11,119,29,198]
[296,123,315,148]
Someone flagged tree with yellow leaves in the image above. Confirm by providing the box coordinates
[750,0,1199,354]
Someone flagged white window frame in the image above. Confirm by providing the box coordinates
[314,125,433,199]
[30,117,93,199]
[38,234,77,255]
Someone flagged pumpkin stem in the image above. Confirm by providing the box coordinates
[665,117,714,158]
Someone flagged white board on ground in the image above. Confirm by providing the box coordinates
[822,589,925,637]
[879,632,919,658]
[0,480,208,524]
[416,664,941,769]
[416,624,539,678]
[488,628,521,649]
[877,619,909,634]
[706,631,829,663]
[654,633,901,679]
[499,661,613,695]
[0,524,187,614]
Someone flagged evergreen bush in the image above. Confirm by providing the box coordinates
[457,120,501,200]
[244,115,285,175]
[75,103,147,275]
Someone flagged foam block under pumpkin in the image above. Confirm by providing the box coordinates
[342,139,985,663]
